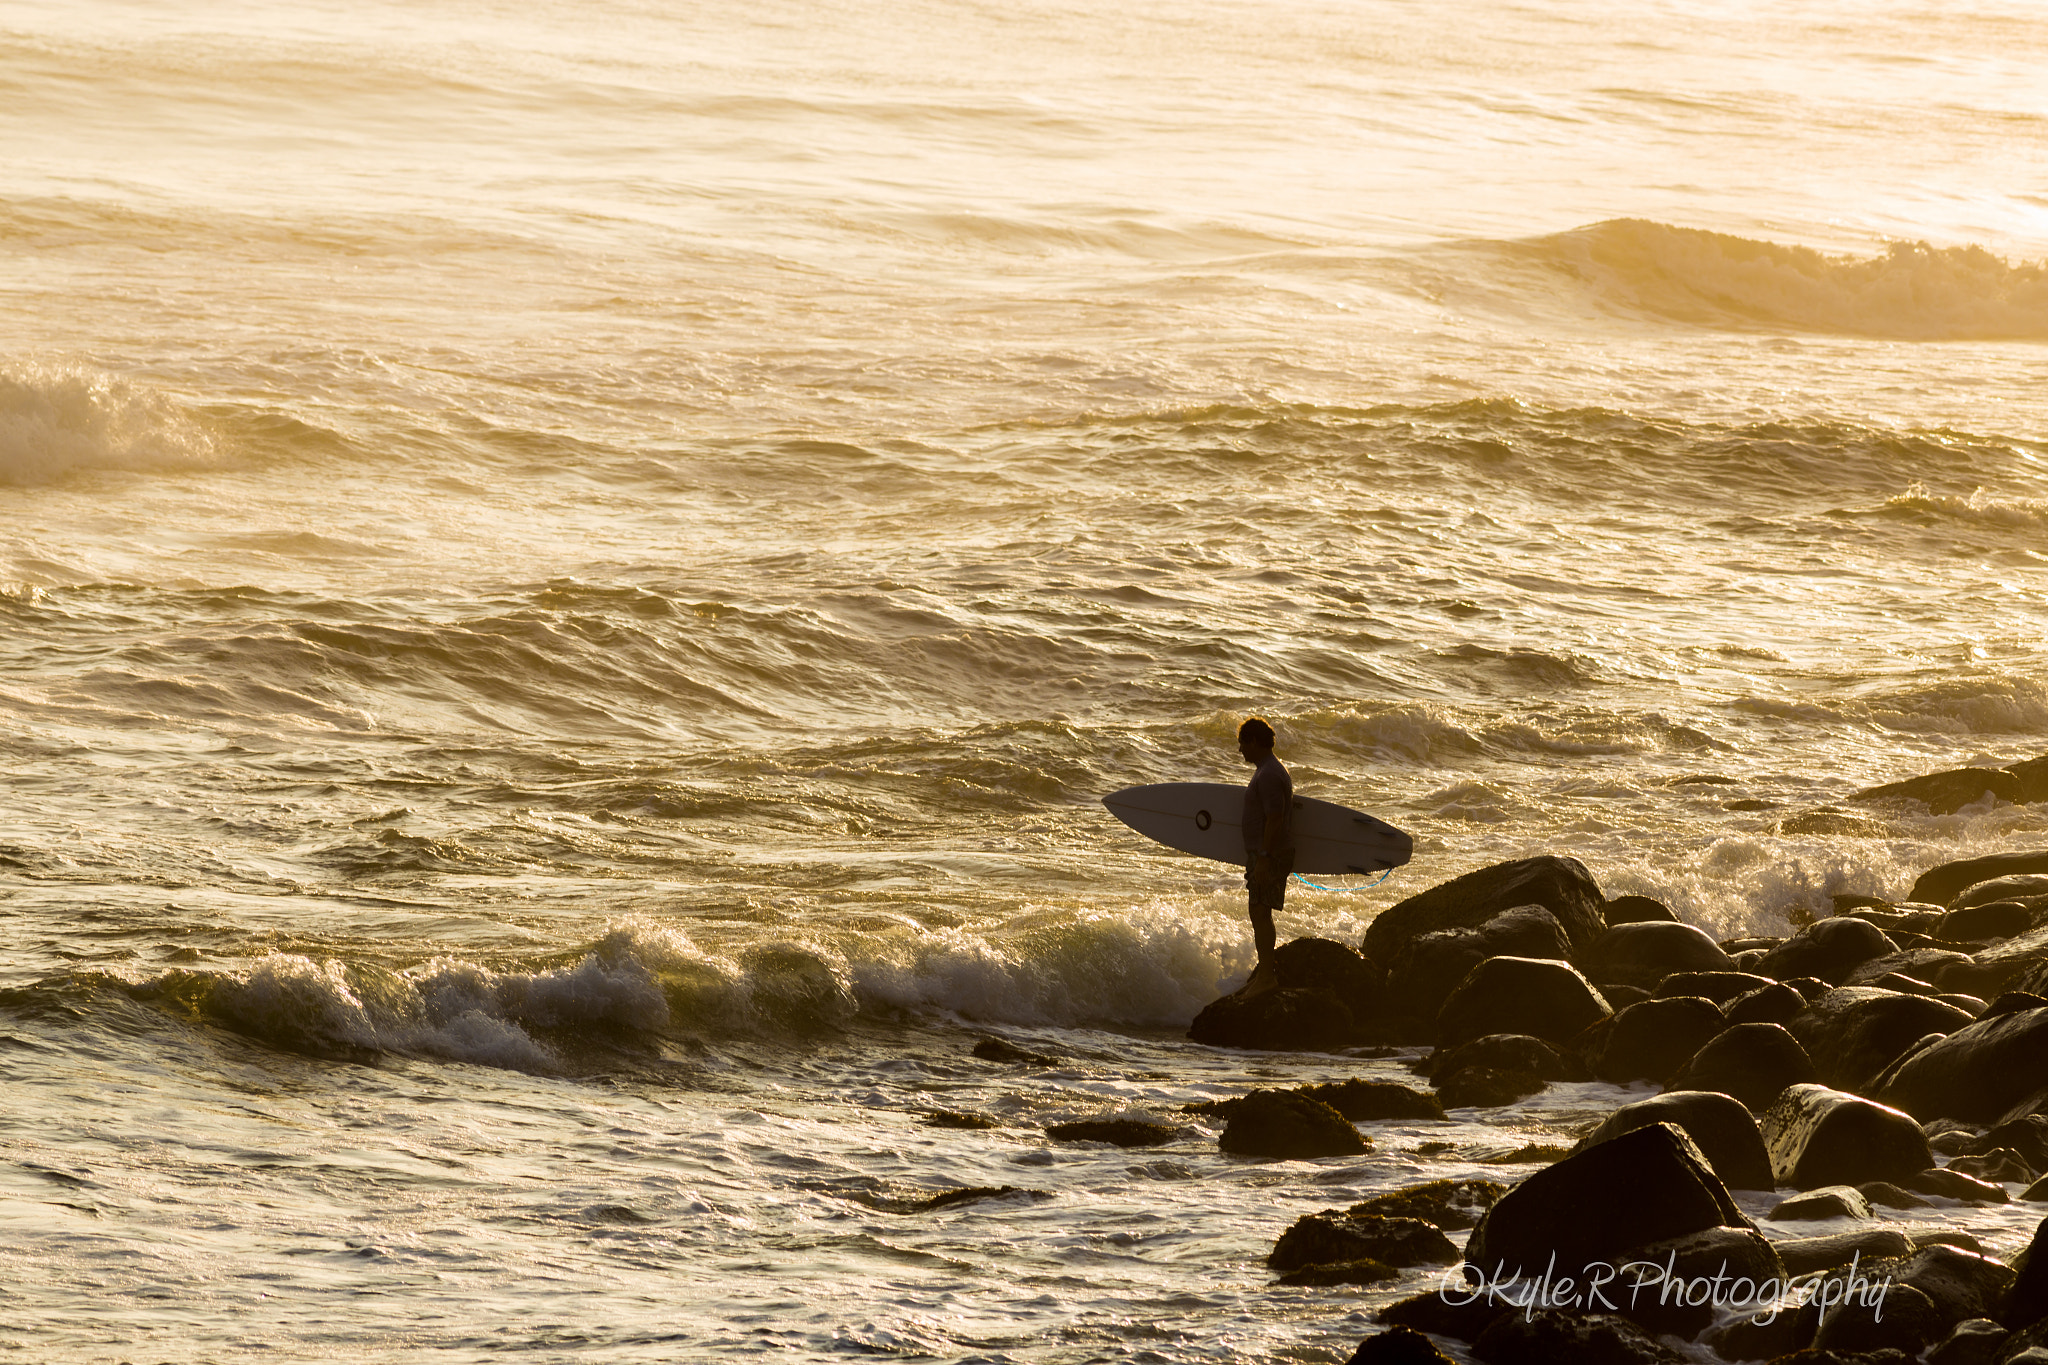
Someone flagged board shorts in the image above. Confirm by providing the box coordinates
[1245,848,1295,912]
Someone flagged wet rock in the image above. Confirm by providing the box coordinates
[2011,757,2048,804]
[1429,1032,1582,1082]
[1652,969,1775,1004]
[908,1185,1042,1211]
[1346,1326,1456,1364]
[2003,1213,2048,1330]
[1362,855,1609,965]
[1786,986,1977,1093]
[1984,993,2048,1021]
[1954,927,2048,1001]
[1594,996,1726,1083]
[1436,955,1611,1047]
[1270,1212,1459,1272]
[1462,1122,1750,1298]
[1912,853,2048,909]
[1619,1223,1787,1335]
[1601,983,1651,1010]
[1045,1118,1176,1147]
[1578,921,1738,990]
[1812,1279,1946,1358]
[1776,1228,1915,1275]
[1924,1318,2010,1365]
[1903,1167,2010,1204]
[1770,1185,1872,1221]
[1187,985,1356,1051]
[1753,918,1899,986]
[1845,949,1978,989]
[1470,1310,1684,1364]
[1218,1089,1368,1158]
[1436,1065,1546,1108]
[1983,1119,2048,1174]
[1574,1090,1775,1191]
[1382,905,1575,1023]
[1950,1148,2035,1184]
[1883,1244,2017,1330]
[1665,1021,1821,1112]
[1954,876,2048,912]
[1762,1084,1933,1188]
[1276,1257,1400,1286]
[1858,1180,1931,1209]
[1727,981,1809,1026]
[1874,1007,2048,1124]
[1941,901,2040,944]
[1375,1289,1508,1344]
[1703,1300,1820,1361]
[1271,935,1385,1011]
[2027,1174,2048,1202]
[972,1036,1058,1065]
[1853,767,2025,816]
[1346,1178,1507,1231]
[1301,1078,1447,1122]
[921,1109,1000,1129]
[1605,894,1677,926]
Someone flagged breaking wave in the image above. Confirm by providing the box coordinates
[0,365,225,484]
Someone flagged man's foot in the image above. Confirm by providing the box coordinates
[1243,958,1279,997]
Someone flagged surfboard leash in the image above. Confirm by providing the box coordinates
[1291,868,1395,892]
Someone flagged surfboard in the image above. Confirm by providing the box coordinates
[1102,782,1412,875]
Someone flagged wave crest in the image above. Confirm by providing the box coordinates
[0,364,224,484]
[1530,219,2048,340]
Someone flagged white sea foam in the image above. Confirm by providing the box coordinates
[0,366,223,484]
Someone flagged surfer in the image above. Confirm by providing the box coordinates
[1237,717,1294,967]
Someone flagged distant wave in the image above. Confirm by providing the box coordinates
[0,364,224,484]
[1511,219,2048,340]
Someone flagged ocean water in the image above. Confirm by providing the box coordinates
[4,0,2048,1359]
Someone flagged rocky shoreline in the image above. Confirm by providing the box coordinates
[1190,758,2048,1363]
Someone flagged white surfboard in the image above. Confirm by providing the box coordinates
[1102,782,1412,875]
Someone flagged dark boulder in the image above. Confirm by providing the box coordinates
[1578,921,1738,990]
[1770,1185,1872,1221]
[1594,997,1727,1084]
[1881,1244,2017,1329]
[1363,856,1608,966]
[1045,1118,1176,1147]
[1875,1008,2048,1125]
[1652,970,1775,1004]
[1776,1228,1916,1275]
[1786,987,1977,1092]
[1270,936,1385,1012]
[1912,852,2048,909]
[1436,1066,1546,1109]
[1987,993,2048,1021]
[1853,767,2025,816]
[1470,1310,1684,1364]
[1620,1224,1787,1335]
[1844,949,1978,990]
[1375,1290,1509,1344]
[2004,1213,2048,1331]
[1429,1032,1581,1083]
[1954,875,2048,912]
[1753,917,1899,986]
[2012,757,2048,804]
[1298,1078,1446,1122]
[1573,1090,1774,1190]
[1950,1149,2035,1184]
[1924,1318,2010,1365]
[972,1037,1058,1065]
[1726,981,1808,1026]
[1219,1089,1368,1158]
[1860,1180,1932,1210]
[1346,1178,1507,1231]
[1903,1168,2010,1204]
[1811,1280,1947,1358]
[1940,901,2039,944]
[1346,1327,1456,1364]
[1762,1083,1933,1188]
[1188,985,1356,1051]
[1277,1258,1399,1286]
[1665,1022,1821,1112]
[1382,905,1574,1023]
[1970,1116,2048,1172]
[1605,894,1678,926]
[1949,924,2048,1000]
[1436,955,1611,1047]
[1462,1122,1750,1289]
[1269,1212,1459,1272]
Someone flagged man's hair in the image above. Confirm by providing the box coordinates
[1239,717,1276,747]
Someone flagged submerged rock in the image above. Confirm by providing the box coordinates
[1853,767,2024,816]
[1044,1118,1176,1147]
[1346,1326,1456,1364]
[1219,1088,1368,1159]
[1346,1178,1507,1231]
[1269,1212,1459,1272]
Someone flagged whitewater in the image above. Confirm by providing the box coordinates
[3,0,2047,1360]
